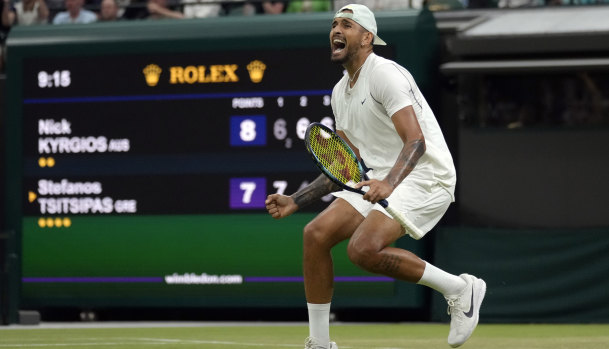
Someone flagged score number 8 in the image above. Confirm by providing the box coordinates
[230,115,266,147]
[240,119,257,142]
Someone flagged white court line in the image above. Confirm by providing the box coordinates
[0,343,165,347]
[0,337,301,348]
[134,337,304,347]
[0,324,410,349]
[0,321,310,330]
[0,321,408,330]
[0,338,406,349]
[0,340,299,348]
[135,338,406,349]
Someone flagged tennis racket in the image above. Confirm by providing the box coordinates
[304,122,423,240]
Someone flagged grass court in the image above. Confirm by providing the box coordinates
[1,323,608,348]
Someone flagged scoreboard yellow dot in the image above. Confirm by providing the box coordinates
[38,217,72,228]
[38,157,56,167]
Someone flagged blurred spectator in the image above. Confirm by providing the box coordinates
[115,0,128,16]
[98,0,119,20]
[52,0,97,23]
[1,0,15,27]
[498,0,541,6]
[121,0,147,18]
[146,0,184,19]
[333,0,412,10]
[123,0,183,19]
[1,0,14,71]
[12,0,50,25]
[262,0,287,14]
[222,0,262,15]
[466,0,497,7]
[46,0,65,19]
[181,0,221,18]
[286,0,330,12]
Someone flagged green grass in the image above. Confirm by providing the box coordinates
[1,323,608,348]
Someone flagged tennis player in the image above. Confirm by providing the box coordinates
[265,4,485,349]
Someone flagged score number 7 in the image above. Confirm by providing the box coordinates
[239,180,287,204]
[230,178,287,209]
[239,182,257,204]
[272,180,287,195]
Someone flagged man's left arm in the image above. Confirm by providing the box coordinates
[356,106,425,203]
[385,106,426,188]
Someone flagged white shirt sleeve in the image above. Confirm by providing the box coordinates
[368,62,413,119]
[331,83,343,130]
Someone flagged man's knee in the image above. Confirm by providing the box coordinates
[303,221,333,249]
[347,238,378,270]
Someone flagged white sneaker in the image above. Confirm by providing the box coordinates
[304,336,338,349]
[446,274,486,347]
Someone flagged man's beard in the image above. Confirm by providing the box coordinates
[330,45,356,65]
[330,55,346,64]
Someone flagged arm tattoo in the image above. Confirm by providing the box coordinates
[385,138,426,188]
[291,174,340,209]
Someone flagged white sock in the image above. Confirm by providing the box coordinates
[417,261,467,297]
[307,302,331,346]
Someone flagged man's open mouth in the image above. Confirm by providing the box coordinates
[332,38,346,53]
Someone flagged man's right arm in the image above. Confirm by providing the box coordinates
[292,173,340,209]
[265,173,340,219]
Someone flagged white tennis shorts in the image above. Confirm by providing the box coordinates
[332,171,454,237]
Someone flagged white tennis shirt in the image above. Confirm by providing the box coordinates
[331,53,456,199]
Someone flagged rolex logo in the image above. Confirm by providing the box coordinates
[246,60,266,83]
[143,64,162,87]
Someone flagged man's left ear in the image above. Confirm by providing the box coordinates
[366,32,374,46]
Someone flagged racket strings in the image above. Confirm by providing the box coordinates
[308,126,362,185]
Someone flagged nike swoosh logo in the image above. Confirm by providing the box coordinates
[463,284,475,318]
[361,98,366,105]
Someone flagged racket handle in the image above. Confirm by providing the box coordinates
[379,200,424,240]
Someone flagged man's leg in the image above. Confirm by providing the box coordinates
[347,211,484,348]
[346,211,425,279]
[303,199,363,348]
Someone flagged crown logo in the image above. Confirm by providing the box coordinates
[246,60,266,83]
[143,64,162,87]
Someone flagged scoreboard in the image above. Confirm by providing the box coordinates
[19,49,366,308]
[4,13,436,318]
[22,49,338,217]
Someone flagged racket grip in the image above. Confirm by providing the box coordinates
[381,202,424,240]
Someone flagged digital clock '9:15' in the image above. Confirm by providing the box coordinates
[38,70,71,88]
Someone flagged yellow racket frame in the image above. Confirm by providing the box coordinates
[305,123,362,188]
